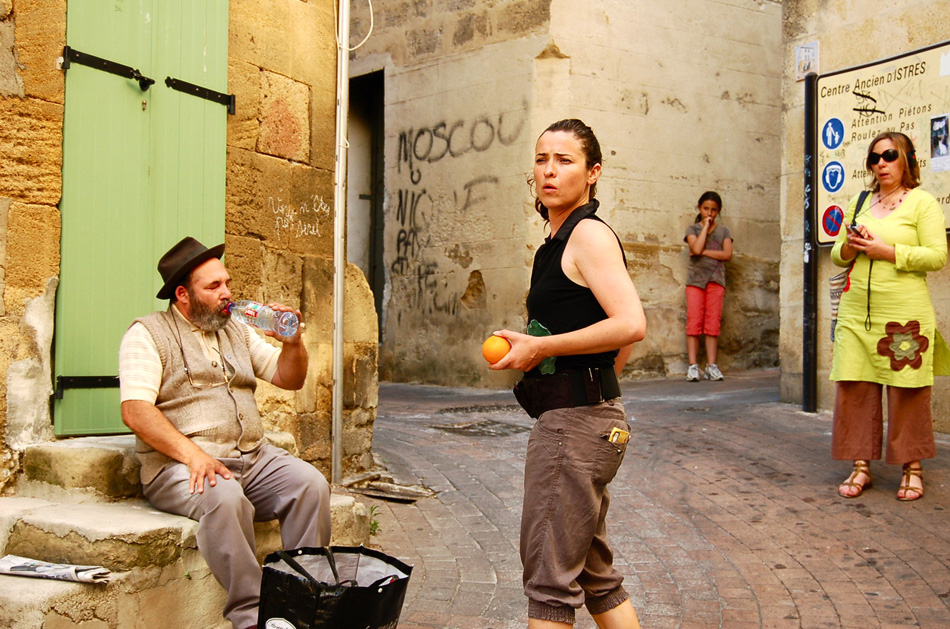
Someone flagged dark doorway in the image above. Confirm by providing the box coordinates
[347,71,385,332]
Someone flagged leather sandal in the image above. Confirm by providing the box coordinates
[838,460,872,498]
[897,463,923,501]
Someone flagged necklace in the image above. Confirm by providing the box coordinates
[872,187,906,212]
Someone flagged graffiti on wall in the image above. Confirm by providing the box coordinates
[271,194,331,240]
[389,107,526,318]
[397,111,527,184]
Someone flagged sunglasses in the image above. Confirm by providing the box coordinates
[867,149,900,165]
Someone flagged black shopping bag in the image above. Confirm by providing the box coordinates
[259,546,413,629]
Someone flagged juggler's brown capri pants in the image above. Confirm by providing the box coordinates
[832,381,935,465]
[520,400,631,624]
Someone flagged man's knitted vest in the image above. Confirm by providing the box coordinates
[134,309,265,484]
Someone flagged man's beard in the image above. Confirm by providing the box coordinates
[187,289,230,331]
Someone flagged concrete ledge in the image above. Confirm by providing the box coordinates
[329,493,370,546]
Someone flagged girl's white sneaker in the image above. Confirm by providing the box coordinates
[705,364,724,381]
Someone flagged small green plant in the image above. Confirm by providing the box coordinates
[368,505,382,537]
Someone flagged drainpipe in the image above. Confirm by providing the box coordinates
[331,0,351,485]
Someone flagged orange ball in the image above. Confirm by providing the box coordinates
[482,335,511,364]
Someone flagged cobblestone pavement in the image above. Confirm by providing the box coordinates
[362,370,950,628]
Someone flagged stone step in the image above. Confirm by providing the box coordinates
[0,492,370,628]
[0,552,230,628]
[0,553,231,629]
[2,496,201,571]
[20,435,142,502]
[7,435,371,627]
[19,433,296,503]
[0,494,369,569]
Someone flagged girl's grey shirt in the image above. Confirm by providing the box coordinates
[684,222,733,288]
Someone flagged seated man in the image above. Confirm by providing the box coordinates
[119,236,330,629]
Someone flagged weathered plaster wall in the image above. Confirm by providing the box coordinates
[780,0,950,431]
[379,42,542,387]
[544,0,783,378]
[351,0,552,387]
[351,0,783,386]
[0,0,376,491]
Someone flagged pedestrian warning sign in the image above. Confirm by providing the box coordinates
[813,39,950,245]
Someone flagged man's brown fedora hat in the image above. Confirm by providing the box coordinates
[156,236,225,299]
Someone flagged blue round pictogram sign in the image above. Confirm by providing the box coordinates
[822,205,844,238]
[822,118,844,150]
[822,161,845,193]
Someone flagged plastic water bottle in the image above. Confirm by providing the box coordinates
[227,300,300,336]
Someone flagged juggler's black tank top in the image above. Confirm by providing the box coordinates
[525,199,625,377]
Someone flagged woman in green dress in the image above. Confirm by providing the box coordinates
[831,131,947,501]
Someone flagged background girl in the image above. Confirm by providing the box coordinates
[684,191,733,381]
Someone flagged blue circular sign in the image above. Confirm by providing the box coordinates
[822,205,844,238]
[822,161,845,193]
[822,118,844,149]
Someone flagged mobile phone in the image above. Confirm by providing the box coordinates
[847,224,862,236]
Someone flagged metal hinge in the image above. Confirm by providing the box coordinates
[54,375,120,400]
[165,76,236,115]
[62,46,155,91]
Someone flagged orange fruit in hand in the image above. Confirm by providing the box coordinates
[482,335,511,364]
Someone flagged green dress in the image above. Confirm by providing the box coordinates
[830,188,947,387]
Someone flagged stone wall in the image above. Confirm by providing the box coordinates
[0,0,375,491]
[0,0,65,492]
[226,0,378,476]
[780,0,950,430]
[350,0,783,386]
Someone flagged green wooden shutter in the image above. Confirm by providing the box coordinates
[55,0,229,435]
